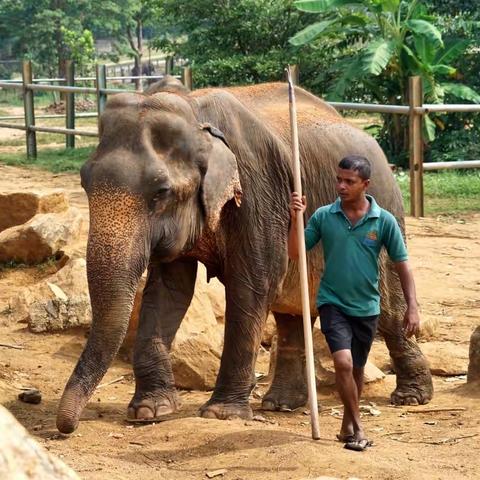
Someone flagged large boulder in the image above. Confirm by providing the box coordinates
[8,258,91,332]
[0,191,69,233]
[0,208,83,264]
[171,326,224,390]
[467,326,480,383]
[421,341,469,376]
[0,405,79,479]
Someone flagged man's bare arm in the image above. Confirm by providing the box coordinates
[394,260,420,337]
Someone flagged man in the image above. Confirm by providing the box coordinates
[289,155,420,451]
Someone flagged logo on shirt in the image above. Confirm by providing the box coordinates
[363,230,378,247]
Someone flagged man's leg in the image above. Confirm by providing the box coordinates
[333,349,366,442]
[340,365,365,439]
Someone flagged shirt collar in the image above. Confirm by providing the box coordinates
[329,194,381,218]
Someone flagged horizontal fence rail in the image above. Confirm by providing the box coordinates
[329,102,410,115]
[423,160,480,171]
[1,62,480,216]
[1,75,181,83]
[30,126,99,137]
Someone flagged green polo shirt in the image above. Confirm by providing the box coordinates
[304,195,408,316]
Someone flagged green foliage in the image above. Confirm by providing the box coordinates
[396,169,480,215]
[290,0,480,166]
[152,0,324,87]
[61,27,95,72]
[0,1,98,76]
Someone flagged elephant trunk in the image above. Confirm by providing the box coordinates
[57,193,149,433]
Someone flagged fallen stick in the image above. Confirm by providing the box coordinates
[96,376,125,389]
[0,343,24,350]
[388,433,478,445]
[405,407,466,414]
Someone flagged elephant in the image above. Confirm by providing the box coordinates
[56,81,433,434]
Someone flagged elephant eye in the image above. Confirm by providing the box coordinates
[153,186,171,202]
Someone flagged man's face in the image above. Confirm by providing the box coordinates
[335,168,369,202]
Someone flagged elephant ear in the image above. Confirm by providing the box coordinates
[200,123,243,231]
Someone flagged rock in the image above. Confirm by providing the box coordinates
[173,266,218,345]
[206,278,225,323]
[261,313,276,346]
[368,340,392,373]
[421,341,469,376]
[18,389,42,405]
[170,326,223,390]
[8,258,91,332]
[0,207,83,264]
[467,326,480,383]
[417,313,440,340]
[0,405,79,479]
[0,191,69,233]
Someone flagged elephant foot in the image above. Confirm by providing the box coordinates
[127,390,181,422]
[199,401,253,420]
[389,347,434,406]
[390,384,432,406]
[261,387,308,412]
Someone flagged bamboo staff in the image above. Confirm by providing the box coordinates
[286,66,320,440]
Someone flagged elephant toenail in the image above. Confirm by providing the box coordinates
[136,406,154,419]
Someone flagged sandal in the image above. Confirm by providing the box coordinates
[344,439,373,451]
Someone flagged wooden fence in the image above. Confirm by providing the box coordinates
[0,61,479,217]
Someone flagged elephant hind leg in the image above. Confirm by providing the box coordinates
[262,312,312,412]
[379,259,433,405]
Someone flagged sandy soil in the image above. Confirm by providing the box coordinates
[0,164,479,480]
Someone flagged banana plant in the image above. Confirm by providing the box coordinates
[290,0,480,147]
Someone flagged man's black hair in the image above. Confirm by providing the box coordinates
[338,155,371,180]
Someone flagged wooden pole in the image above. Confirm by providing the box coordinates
[65,60,75,149]
[183,66,193,90]
[96,64,107,132]
[22,60,37,158]
[408,76,424,217]
[286,66,320,440]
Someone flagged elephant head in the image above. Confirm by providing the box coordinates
[56,91,242,433]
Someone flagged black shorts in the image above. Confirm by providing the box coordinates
[319,304,379,368]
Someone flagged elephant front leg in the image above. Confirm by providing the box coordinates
[199,285,268,421]
[128,259,197,421]
[262,313,313,412]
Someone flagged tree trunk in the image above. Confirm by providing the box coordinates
[135,18,143,91]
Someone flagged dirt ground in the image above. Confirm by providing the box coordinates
[0,163,479,480]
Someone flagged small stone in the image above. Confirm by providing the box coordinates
[18,389,42,404]
[252,415,267,423]
[206,469,227,478]
[108,433,124,439]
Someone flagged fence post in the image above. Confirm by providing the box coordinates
[183,66,193,90]
[408,76,424,217]
[165,56,174,75]
[65,60,75,148]
[22,60,37,158]
[96,64,107,131]
[290,64,299,85]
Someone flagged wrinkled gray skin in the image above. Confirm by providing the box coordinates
[56,80,433,433]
